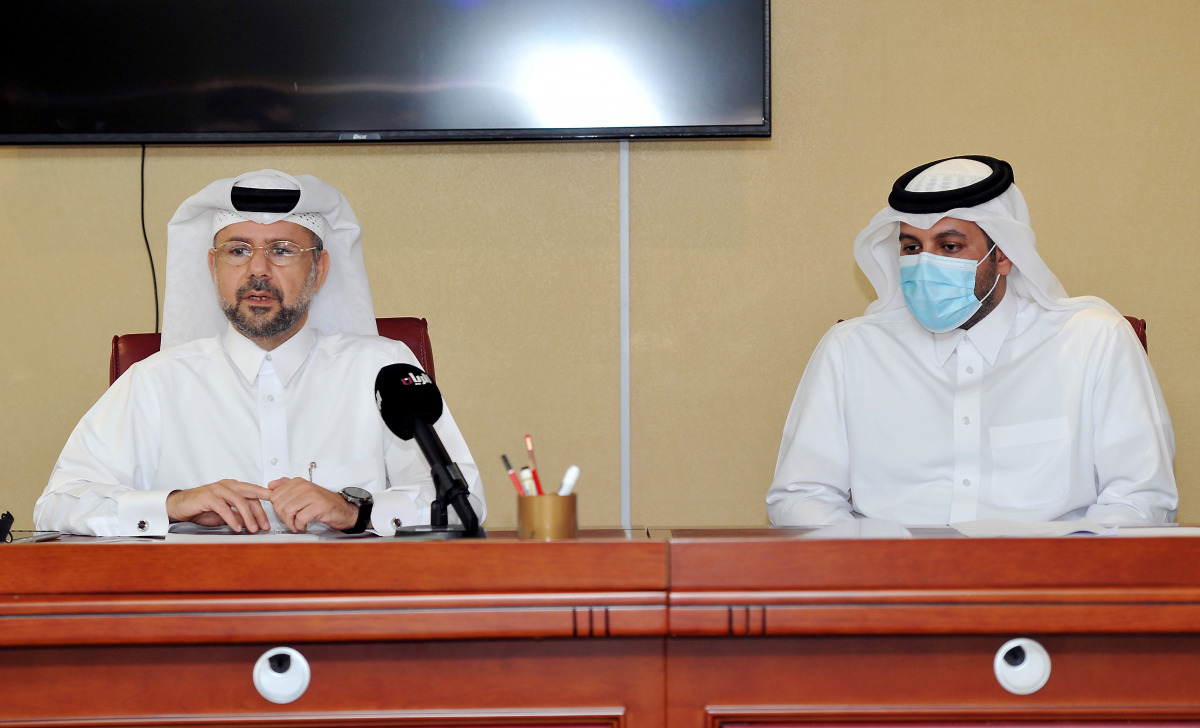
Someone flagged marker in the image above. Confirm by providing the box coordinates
[557,465,580,496]
[500,455,524,495]
[524,434,544,494]
[518,467,538,497]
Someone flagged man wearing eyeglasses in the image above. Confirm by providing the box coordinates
[35,170,485,537]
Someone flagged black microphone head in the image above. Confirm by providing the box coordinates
[375,363,443,440]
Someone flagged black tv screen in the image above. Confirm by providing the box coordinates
[2,0,770,145]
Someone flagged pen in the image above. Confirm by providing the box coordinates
[558,465,580,496]
[500,455,525,495]
[524,434,544,494]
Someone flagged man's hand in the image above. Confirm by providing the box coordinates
[268,478,358,533]
[166,480,272,533]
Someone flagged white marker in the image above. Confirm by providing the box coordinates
[557,465,580,496]
[518,467,537,496]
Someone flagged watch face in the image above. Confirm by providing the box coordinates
[341,487,372,503]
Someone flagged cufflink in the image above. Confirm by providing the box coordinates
[137,520,149,532]
[391,518,403,529]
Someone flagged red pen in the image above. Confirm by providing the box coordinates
[500,455,525,495]
[524,434,544,494]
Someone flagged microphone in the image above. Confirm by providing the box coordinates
[374,363,481,537]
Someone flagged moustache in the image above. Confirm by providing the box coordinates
[237,277,284,303]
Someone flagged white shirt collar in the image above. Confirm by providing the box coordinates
[933,285,1017,367]
[223,323,315,386]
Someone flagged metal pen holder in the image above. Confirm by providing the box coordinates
[517,494,578,540]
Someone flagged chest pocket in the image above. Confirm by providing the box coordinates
[309,457,384,493]
[988,417,1072,508]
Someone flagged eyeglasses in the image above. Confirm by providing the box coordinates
[214,241,318,267]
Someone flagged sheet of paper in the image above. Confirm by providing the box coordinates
[165,523,320,542]
[165,532,320,543]
[950,518,1116,538]
[1114,525,1200,537]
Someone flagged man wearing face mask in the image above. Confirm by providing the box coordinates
[766,155,1177,527]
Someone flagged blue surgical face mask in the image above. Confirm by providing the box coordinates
[898,246,999,333]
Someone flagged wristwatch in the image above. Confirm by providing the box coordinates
[339,487,374,534]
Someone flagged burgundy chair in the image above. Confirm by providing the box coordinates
[110,316,435,385]
[1125,316,1147,353]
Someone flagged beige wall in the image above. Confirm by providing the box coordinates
[2,0,1198,530]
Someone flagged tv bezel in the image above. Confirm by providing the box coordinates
[0,2,770,146]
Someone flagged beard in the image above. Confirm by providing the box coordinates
[219,268,318,342]
[961,253,1002,330]
[973,250,999,303]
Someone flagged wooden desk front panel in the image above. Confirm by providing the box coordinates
[2,638,664,728]
[667,536,1200,636]
[2,539,669,727]
[667,634,1200,727]
[664,535,1200,726]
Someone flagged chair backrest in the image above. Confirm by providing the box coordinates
[110,316,435,385]
[1125,316,1147,353]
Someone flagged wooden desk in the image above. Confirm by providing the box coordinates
[2,533,668,727]
[5,530,1200,727]
[665,529,1200,726]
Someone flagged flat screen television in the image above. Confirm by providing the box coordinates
[2,0,770,145]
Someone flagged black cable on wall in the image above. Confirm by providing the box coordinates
[140,145,160,333]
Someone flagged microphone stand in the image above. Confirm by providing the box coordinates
[393,423,485,540]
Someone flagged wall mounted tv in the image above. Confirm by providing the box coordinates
[3,0,770,145]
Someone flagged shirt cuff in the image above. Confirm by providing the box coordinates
[370,493,430,536]
[1085,502,1155,526]
[116,490,172,536]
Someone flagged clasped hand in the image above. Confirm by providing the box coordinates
[165,478,357,533]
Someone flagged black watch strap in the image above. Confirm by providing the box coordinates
[346,501,372,534]
[340,489,373,534]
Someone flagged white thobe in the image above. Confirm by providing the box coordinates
[36,324,485,536]
[766,292,1177,527]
